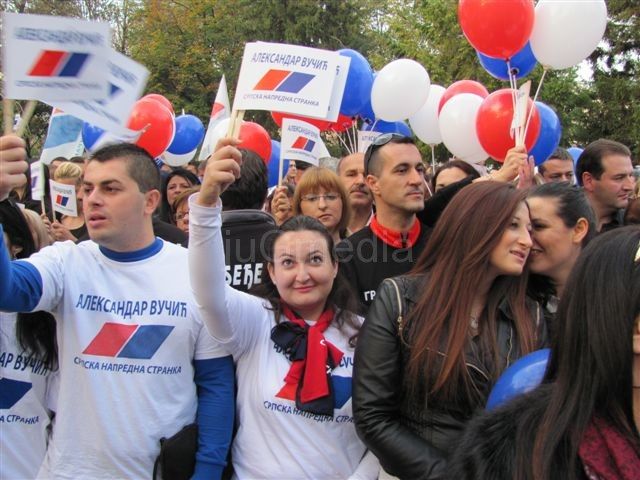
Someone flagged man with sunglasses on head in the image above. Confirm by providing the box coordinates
[337,134,429,311]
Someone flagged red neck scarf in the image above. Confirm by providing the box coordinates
[579,416,640,480]
[270,306,343,416]
[370,215,421,248]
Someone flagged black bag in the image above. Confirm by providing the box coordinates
[152,423,198,480]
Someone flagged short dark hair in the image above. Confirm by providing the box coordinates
[528,182,596,247]
[89,143,161,193]
[538,147,573,175]
[575,138,631,186]
[220,149,268,210]
[432,160,480,191]
[366,135,416,176]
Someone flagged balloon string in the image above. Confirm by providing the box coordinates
[522,68,547,142]
[332,128,352,155]
[522,68,548,143]
[351,121,359,153]
[371,119,378,132]
[345,123,355,155]
[346,125,355,154]
[506,59,520,143]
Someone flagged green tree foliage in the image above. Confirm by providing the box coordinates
[583,0,639,158]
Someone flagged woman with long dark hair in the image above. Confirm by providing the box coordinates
[0,199,57,479]
[188,139,379,479]
[527,183,596,317]
[353,181,547,478]
[450,226,640,479]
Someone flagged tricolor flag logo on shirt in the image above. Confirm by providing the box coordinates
[28,50,91,78]
[253,69,315,94]
[275,375,352,409]
[82,323,174,359]
[291,136,316,152]
[0,378,32,409]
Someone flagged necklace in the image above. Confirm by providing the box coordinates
[470,314,479,331]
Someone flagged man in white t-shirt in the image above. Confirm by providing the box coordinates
[0,135,234,479]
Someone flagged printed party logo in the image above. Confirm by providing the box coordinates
[254,69,315,94]
[291,136,316,152]
[82,322,174,359]
[55,194,70,207]
[0,378,32,409]
[28,50,90,78]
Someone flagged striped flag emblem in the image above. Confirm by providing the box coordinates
[29,50,90,78]
[254,69,315,94]
[291,136,316,152]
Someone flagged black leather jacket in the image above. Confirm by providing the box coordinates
[353,274,546,480]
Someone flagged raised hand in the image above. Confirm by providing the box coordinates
[197,137,242,207]
[0,135,28,202]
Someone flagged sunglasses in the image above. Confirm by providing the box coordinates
[363,133,405,176]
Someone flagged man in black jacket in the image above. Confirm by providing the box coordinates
[337,135,429,312]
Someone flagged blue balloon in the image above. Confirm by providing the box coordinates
[486,348,550,410]
[567,147,584,165]
[267,140,287,188]
[477,42,537,81]
[167,114,205,155]
[362,120,412,137]
[82,122,105,152]
[357,72,377,123]
[529,102,562,166]
[338,49,374,117]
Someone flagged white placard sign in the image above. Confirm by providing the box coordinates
[281,118,322,166]
[233,42,342,119]
[30,161,44,201]
[358,130,382,153]
[3,12,111,101]
[49,179,78,217]
[324,55,350,122]
[51,49,149,134]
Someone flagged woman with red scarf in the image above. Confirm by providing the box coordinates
[450,226,640,480]
[188,138,379,479]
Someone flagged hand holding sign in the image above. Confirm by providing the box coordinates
[0,135,29,202]
[197,137,243,208]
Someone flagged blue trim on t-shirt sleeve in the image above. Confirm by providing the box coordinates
[98,238,164,263]
[192,356,235,480]
[0,225,43,311]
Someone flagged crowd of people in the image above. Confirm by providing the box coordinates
[0,128,639,479]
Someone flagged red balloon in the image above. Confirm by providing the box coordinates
[458,0,534,59]
[329,114,355,133]
[475,89,541,162]
[142,93,174,115]
[238,121,272,163]
[271,111,332,132]
[438,80,489,115]
[127,99,175,158]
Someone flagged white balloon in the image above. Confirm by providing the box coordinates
[530,0,607,70]
[439,93,488,164]
[162,149,197,167]
[408,85,445,145]
[371,59,430,122]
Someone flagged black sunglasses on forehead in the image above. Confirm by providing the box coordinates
[363,133,405,176]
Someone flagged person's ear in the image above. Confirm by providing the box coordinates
[366,175,380,196]
[572,218,590,245]
[582,172,595,193]
[633,316,640,355]
[144,189,161,215]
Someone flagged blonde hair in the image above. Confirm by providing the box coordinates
[21,209,52,250]
[54,161,83,185]
[292,166,350,235]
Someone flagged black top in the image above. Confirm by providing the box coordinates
[336,223,430,312]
